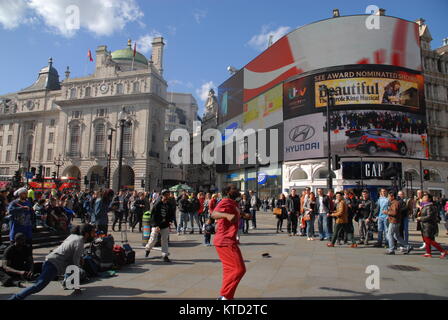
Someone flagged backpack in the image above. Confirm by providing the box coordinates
[113,245,126,268]
[89,236,115,271]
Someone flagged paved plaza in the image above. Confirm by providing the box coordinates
[1,212,447,300]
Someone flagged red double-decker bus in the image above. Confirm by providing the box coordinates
[28,177,80,193]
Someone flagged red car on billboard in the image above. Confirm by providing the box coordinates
[345,129,408,156]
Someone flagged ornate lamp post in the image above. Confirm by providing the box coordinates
[117,107,132,192]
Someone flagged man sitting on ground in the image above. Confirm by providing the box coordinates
[0,233,34,287]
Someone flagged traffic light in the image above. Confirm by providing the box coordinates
[84,176,89,185]
[423,169,430,181]
[30,167,36,176]
[52,172,57,179]
[332,154,341,170]
[141,179,145,188]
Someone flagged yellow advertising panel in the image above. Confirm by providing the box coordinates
[243,84,283,129]
[314,70,423,110]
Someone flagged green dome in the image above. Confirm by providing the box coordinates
[111,41,148,66]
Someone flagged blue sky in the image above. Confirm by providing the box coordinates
[0,0,447,115]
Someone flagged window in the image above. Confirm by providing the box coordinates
[97,109,107,117]
[7,135,12,145]
[47,149,53,161]
[72,111,82,119]
[0,136,2,147]
[8,123,13,131]
[26,135,33,160]
[168,115,177,123]
[123,124,132,155]
[94,123,106,155]
[5,151,11,162]
[291,169,309,181]
[69,125,80,156]
[50,119,56,127]
[133,82,140,93]
[314,168,336,180]
[116,83,124,95]
[45,167,51,177]
[0,124,3,131]
[70,88,77,99]
[48,132,54,143]
[85,87,91,97]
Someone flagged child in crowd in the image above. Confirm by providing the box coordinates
[204,218,215,247]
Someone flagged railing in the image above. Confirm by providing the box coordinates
[66,152,81,158]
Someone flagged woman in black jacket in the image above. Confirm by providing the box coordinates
[417,193,447,258]
[131,193,146,232]
[177,194,191,235]
[275,194,288,233]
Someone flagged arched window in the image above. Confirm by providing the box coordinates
[94,123,106,156]
[430,170,442,182]
[405,170,420,182]
[123,124,132,156]
[314,168,336,180]
[290,168,308,181]
[69,125,80,156]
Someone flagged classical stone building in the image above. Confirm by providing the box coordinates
[0,38,198,192]
[162,92,198,188]
[418,19,448,162]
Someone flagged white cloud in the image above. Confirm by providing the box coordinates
[0,0,144,37]
[196,81,216,102]
[0,0,29,29]
[136,31,162,54]
[193,9,207,24]
[248,25,291,51]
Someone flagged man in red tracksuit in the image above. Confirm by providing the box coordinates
[211,185,246,300]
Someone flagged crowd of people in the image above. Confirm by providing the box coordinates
[271,187,448,257]
[329,111,427,135]
[0,183,447,300]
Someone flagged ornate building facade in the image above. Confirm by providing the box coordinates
[0,38,193,192]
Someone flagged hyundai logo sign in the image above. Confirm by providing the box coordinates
[289,125,315,143]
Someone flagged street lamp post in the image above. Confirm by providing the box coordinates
[54,154,64,178]
[107,128,116,189]
[117,107,130,193]
[320,85,335,190]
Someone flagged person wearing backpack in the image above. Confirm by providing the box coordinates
[385,192,413,255]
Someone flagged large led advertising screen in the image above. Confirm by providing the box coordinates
[284,65,426,120]
[244,15,421,102]
[218,70,244,125]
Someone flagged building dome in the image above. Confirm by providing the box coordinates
[111,39,148,67]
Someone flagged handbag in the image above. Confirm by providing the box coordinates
[303,214,311,221]
[273,208,283,215]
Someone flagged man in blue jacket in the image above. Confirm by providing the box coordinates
[374,188,390,248]
[7,188,34,247]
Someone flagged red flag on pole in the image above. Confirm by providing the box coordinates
[88,49,93,62]
[133,42,137,57]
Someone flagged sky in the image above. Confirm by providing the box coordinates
[0,0,447,116]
